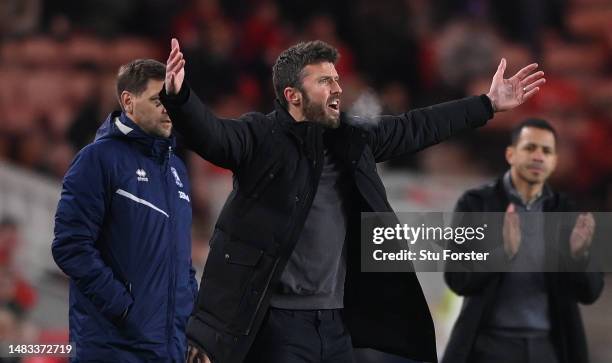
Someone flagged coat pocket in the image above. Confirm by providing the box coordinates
[223,240,263,267]
[198,232,267,334]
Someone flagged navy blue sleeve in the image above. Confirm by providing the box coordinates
[367,95,493,163]
[52,145,133,322]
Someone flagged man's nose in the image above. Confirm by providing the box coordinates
[332,80,342,94]
[532,150,545,161]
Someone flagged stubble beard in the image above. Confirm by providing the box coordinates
[302,92,340,129]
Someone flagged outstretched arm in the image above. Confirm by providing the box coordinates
[366,59,545,162]
[161,38,258,171]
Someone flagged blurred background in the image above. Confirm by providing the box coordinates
[0,0,611,362]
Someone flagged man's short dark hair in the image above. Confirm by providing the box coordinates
[510,118,558,146]
[272,40,339,108]
[116,59,165,109]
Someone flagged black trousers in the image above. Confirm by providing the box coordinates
[244,308,355,363]
[471,331,559,363]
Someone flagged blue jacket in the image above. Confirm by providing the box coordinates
[52,112,197,362]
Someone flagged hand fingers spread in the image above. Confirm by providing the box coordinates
[522,78,546,94]
[522,86,540,101]
[520,71,545,87]
[512,63,539,81]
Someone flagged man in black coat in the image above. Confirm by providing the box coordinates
[442,119,604,363]
[160,38,545,363]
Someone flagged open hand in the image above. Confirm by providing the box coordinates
[166,38,185,95]
[503,203,521,259]
[570,213,595,259]
[486,58,546,112]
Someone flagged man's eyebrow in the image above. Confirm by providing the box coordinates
[524,142,553,148]
[319,75,340,81]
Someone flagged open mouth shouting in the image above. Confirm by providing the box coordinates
[327,98,340,114]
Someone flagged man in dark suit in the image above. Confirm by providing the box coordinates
[443,119,604,363]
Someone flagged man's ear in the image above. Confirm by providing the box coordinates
[284,87,301,106]
[120,91,134,114]
[505,146,514,166]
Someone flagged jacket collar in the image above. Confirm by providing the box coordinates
[95,111,176,162]
[492,174,559,212]
[273,99,353,139]
[272,100,367,167]
[503,170,553,208]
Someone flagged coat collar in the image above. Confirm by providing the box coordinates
[95,111,176,162]
[491,174,560,212]
[272,99,353,140]
[272,100,366,167]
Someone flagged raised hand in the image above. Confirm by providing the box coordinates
[166,38,185,95]
[570,213,595,259]
[486,58,546,112]
[503,203,521,259]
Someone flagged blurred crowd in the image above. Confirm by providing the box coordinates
[1,0,612,359]
[0,218,68,363]
[2,0,612,212]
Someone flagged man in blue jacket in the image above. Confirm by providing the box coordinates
[52,59,198,362]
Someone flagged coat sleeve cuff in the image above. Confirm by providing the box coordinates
[160,82,191,106]
[566,251,591,272]
[479,94,495,118]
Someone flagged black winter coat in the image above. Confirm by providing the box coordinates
[160,85,494,363]
[442,177,604,363]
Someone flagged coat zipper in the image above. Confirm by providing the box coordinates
[163,146,177,355]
